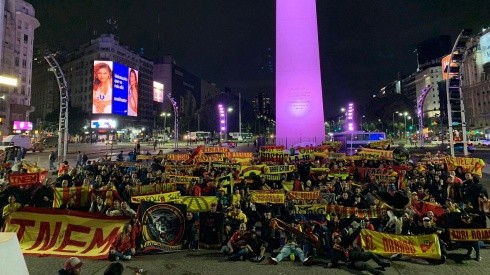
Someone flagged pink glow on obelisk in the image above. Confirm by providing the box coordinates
[276,0,325,147]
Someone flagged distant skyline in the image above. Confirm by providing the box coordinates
[30,0,490,117]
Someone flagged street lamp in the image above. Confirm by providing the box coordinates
[360,115,365,131]
[392,111,399,138]
[226,107,233,141]
[161,112,171,141]
[403,112,409,139]
[378,119,383,132]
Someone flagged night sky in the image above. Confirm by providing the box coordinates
[30,0,490,117]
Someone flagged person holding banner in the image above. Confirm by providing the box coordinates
[2,195,21,227]
[109,223,135,261]
[328,227,390,274]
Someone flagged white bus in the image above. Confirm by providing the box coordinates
[185,131,211,142]
[332,131,387,155]
[229,132,253,141]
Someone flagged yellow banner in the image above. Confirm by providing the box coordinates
[369,140,391,149]
[166,153,190,161]
[53,186,91,208]
[310,167,330,173]
[259,151,290,162]
[240,165,266,177]
[131,182,177,196]
[131,191,181,204]
[357,148,394,160]
[444,156,485,177]
[166,174,200,184]
[180,196,218,212]
[194,153,225,163]
[360,229,441,260]
[4,208,128,259]
[264,165,296,174]
[288,191,320,200]
[449,228,490,241]
[263,174,281,181]
[202,147,230,153]
[282,181,294,191]
[294,204,327,215]
[227,152,253,159]
[288,153,315,162]
[250,191,285,204]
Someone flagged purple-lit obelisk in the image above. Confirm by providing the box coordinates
[276,0,325,147]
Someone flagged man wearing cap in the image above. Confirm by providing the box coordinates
[58,257,83,275]
[409,216,447,263]
[328,227,390,274]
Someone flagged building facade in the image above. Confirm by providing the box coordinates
[0,0,39,136]
[461,31,490,136]
[153,55,220,133]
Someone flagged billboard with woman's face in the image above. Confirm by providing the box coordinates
[93,60,138,116]
[92,61,113,114]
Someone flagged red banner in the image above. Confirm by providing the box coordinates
[8,171,48,187]
[4,207,129,259]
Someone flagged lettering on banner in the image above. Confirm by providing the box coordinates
[449,229,490,241]
[260,152,289,163]
[288,153,314,163]
[6,209,127,258]
[265,165,295,174]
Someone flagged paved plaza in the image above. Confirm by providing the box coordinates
[25,247,490,275]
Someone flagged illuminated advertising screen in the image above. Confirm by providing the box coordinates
[153,81,164,102]
[112,62,129,116]
[127,67,138,117]
[91,119,117,129]
[481,32,490,65]
[13,121,33,131]
[93,60,138,116]
[93,61,113,114]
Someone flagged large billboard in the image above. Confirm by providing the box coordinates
[153,81,164,102]
[91,119,117,129]
[93,60,138,116]
[13,121,33,131]
[480,32,490,65]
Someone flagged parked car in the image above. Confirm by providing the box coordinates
[452,142,475,153]
[40,137,58,148]
[32,142,44,152]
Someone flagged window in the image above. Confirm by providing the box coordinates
[23,34,28,43]
[15,57,19,67]
[22,59,27,68]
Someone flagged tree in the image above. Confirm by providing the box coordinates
[44,106,89,135]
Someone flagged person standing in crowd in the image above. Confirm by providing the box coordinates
[2,195,21,228]
[109,224,135,261]
[454,213,481,261]
[49,151,57,170]
[58,257,83,275]
[184,212,198,250]
[76,151,83,168]
[32,178,54,208]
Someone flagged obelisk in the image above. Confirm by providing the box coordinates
[276,0,325,147]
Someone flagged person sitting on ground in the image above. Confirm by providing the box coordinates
[222,222,250,261]
[58,257,83,275]
[327,227,390,275]
[109,223,135,261]
[267,221,314,266]
[246,230,268,262]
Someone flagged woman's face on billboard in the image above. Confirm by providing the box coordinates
[97,67,111,83]
[129,71,137,85]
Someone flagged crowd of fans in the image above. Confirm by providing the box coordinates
[0,146,489,274]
